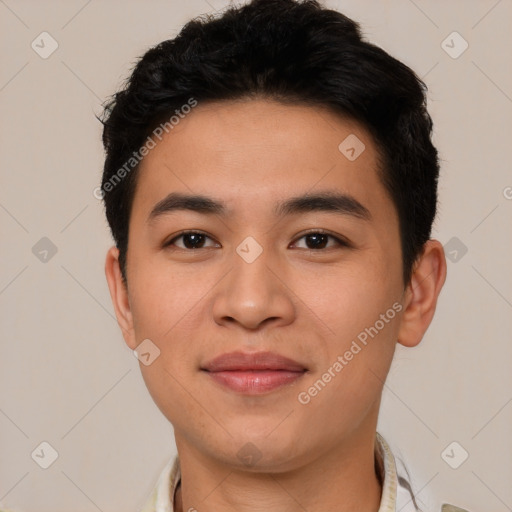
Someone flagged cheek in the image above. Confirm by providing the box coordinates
[293,264,400,394]
[292,260,398,340]
[128,260,203,339]
[128,263,215,395]
[296,318,397,439]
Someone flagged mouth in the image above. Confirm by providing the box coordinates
[201,351,308,395]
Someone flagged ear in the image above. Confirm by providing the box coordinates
[397,239,447,348]
[104,246,137,350]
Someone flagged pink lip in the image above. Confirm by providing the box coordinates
[202,350,307,372]
[205,370,305,394]
[201,351,307,395]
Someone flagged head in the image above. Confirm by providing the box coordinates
[100,0,446,471]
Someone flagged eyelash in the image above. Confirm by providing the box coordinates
[163,229,350,251]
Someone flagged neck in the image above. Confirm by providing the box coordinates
[173,424,383,512]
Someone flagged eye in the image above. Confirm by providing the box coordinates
[164,230,219,250]
[163,229,350,251]
[291,230,349,250]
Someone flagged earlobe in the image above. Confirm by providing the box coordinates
[104,246,137,350]
[397,240,447,348]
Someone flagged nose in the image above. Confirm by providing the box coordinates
[212,244,296,331]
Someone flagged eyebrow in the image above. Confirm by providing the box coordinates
[147,190,372,223]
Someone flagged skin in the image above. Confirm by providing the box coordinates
[105,98,447,512]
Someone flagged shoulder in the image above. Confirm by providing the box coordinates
[383,434,471,512]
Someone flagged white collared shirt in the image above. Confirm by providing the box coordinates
[140,432,468,512]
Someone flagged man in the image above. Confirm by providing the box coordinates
[99,1,468,510]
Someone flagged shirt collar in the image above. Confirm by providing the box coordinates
[142,431,417,512]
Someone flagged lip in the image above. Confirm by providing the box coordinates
[201,351,307,395]
[205,370,305,394]
[201,350,307,372]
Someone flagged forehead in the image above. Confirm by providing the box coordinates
[131,99,394,225]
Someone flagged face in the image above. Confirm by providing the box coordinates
[107,98,418,471]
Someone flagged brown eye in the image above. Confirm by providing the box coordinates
[292,231,349,250]
[164,231,219,250]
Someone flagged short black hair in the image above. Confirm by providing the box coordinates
[99,0,439,288]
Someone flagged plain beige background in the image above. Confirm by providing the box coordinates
[1,1,511,511]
